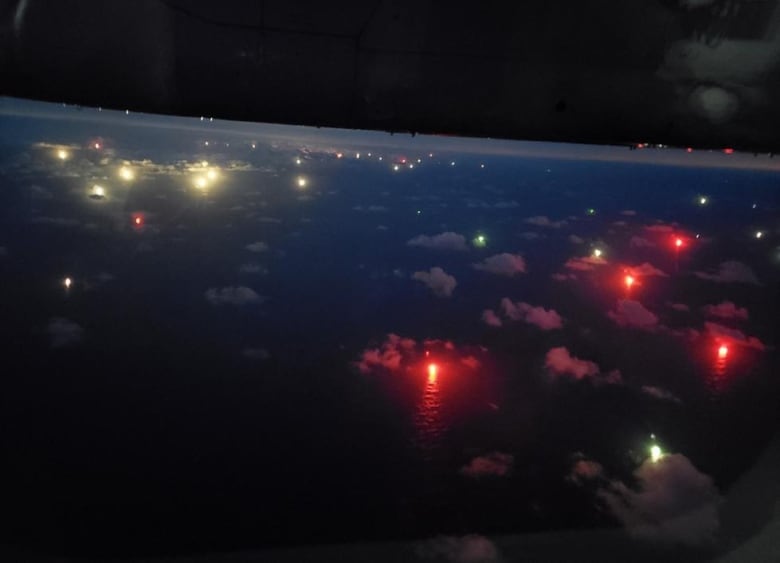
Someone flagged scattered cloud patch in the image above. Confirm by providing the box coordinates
[621,210,637,216]
[518,231,543,240]
[412,267,457,297]
[545,347,599,380]
[407,232,468,251]
[627,262,668,277]
[567,458,605,484]
[608,300,659,330]
[245,241,269,253]
[702,301,748,321]
[645,224,675,234]
[460,452,514,478]
[695,261,760,285]
[481,309,503,327]
[500,299,563,330]
[416,535,500,563]
[565,256,607,271]
[525,215,567,228]
[473,253,526,276]
[630,236,656,248]
[460,356,481,369]
[568,234,584,244]
[47,317,84,348]
[670,303,690,312]
[641,385,682,403]
[239,262,268,275]
[703,322,765,350]
[204,286,264,306]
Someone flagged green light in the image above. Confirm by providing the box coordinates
[473,234,487,248]
[650,444,662,463]
[586,208,596,215]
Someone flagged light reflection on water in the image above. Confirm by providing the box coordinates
[413,370,445,458]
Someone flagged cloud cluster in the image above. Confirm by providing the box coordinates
[460,452,514,478]
[641,385,682,403]
[481,309,503,327]
[472,253,526,276]
[627,262,667,277]
[47,317,84,348]
[575,454,722,546]
[695,261,760,285]
[500,299,563,330]
[608,300,659,330]
[356,333,416,374]
[204,286,264,305]
[525,215,567,228]
[704,322,765,350]
[702,301,748,321]
[407,232,468,251]
[413,267,457,297]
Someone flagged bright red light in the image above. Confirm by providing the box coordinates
[427,363,438,382]
[625,275,635,289]
[686,147,693,153]
[133,215,143,226]
[723,148,734,155]
[675,238,683,248]
[718,345,729,359]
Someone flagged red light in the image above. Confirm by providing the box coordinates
[686,147,693,153]
[624,275,635,289]
[425,350,430,357]
[133,215,143,227]
[427,363,438,382]
[723,148,734,155]
[718,345,729,359]
[675,238,683,248]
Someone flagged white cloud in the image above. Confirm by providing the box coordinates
[481,309,502,327]
[47,317,83,348]
[412,267,457,297]
[608,300,659,330]
[500,299,562,330]
[407,232,468,251]
[597,454,722,545]
[245,241,269,253]
[524,215,567,228]
[204,286,264,305]
[695,261,760,285]
[460,452,513,478]
[473,253,526,276]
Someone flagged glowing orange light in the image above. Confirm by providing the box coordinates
[718,345,729,359]
[625,275,635,289]
[675,238,683,248]
[427,363,438,382]
[133,215,143,227]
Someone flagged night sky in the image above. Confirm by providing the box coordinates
[0,98,778,561]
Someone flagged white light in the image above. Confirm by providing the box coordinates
[451,161,455,166]
[593,248,603,258]
[480,163,485,168]
[64,277,72,289]
[699,196,708,205]
[295,158,302,165]
[200,116,204,121]
[206,169,217,180]
[205,141,209,146]
[650,445,662,463]
[356,153,360,159]
[125,109,129,115]
[56,149,68,160]
[417,158,421,163]
[118,166,134,181]
[92,185,105,197]
[94,142,101,150]
[368,153,372,157]
[297,176,307,188]
[378,156,383,161]
[756,231,763,239]
[752,203,757,209]
[393,164,399,171]
[201,160,208,167]
[251,143,256,149]
[194,177,208,189]
[409,163,414,169]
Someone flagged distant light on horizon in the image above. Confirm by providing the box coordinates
[586,208,596,215]
[699,196,708,205]
[755,231,763,239]
[91,184,105,198]
[56,149,68,160]
[336,152,343,159]
[393,164,400,171]
[194,176,208,189]
[206,169,218,180]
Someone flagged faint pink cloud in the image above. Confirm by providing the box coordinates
[565,255,607,271]
[608,300,659,330]
[702,301,748,321]
[356,333,416,374]
[545,347,599,380]
[568,234,585,244]
[460,356,481,369]
[627,262,668,277]
[630,236,656,248]
[567,458,605,484]
[695,261,760,285]
[413,267,457,297]
[501,299,563,330]
[704,322,765,350]
[481,309,503,327]
[460,452,513,478]
[670,303,690,312]
[645,224,676,233]
[473,253,526,276]
[525,215,567,228]
[621,210,637,216]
